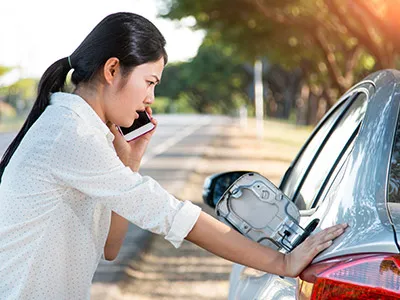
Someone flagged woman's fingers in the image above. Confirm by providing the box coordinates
[150,117,158,127]
[145,106,152,117]
[285,223,348,277]
[107,122,120,136]
[316,224,347,243]
[316,240,333,252]
[107,123,127,146]
[145,106,158,127]
[306,224,347,254]
[309,224,346,241]
[106,122,123,142]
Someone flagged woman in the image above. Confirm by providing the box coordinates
[0,12,346,299]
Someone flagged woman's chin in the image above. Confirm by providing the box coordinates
[118,114,138,128]
[119,120,133,128]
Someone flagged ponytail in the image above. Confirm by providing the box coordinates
[0,57,71,182]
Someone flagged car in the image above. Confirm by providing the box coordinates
[202,69,400,299]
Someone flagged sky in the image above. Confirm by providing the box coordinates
[0,0,205,84]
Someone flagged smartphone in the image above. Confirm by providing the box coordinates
[118,111,155,141]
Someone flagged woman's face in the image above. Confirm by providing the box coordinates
[105,57,164,127]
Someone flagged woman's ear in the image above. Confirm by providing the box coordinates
[103,57,120,85]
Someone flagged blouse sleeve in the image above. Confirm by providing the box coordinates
[49,122,201,248]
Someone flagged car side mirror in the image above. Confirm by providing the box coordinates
[202,171,252,208]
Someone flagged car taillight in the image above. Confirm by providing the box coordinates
[298,253,400,299]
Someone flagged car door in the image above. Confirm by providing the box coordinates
[226,83,374,300]
[259,86,372,298]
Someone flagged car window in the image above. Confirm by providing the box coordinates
[281,99,347,200]
[313,136,356,209]
[294,93,368,210]
[388,117,400,204]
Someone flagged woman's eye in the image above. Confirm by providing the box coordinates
[147,81,155,86]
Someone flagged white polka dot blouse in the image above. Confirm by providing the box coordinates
[0,92,201,299]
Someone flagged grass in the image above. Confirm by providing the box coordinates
[263,119,313,144]
[237,118,314,160]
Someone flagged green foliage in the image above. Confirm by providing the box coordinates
[6,78,37,100]
[152,96,171,114]
[0,66,13,78]
[0,74,38,115]
[162,0,324,66]
[156,41,251,114]
[161,0,395,98]
[173,95,198,113]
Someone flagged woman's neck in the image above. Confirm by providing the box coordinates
[74,83,107,123]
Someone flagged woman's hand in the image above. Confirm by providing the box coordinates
[185,212,348,278]
[108,106,157,171]
[283,223,348,277]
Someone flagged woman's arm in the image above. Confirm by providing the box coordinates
[103,115,346,271]
[104,212,129,261]
[103,114,156,261]
[186,211,347,277]
[186,212,286,274]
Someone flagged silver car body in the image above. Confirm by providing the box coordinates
[225,70,400,299]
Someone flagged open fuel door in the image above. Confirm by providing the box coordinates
[215,172,318,252]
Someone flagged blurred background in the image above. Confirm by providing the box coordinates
[1,0,399,129]
[4,1,400,297]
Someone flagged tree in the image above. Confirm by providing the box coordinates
[160,0,396,123]
[0,65,38,115]
[325,0,400,70]
[156,40,251,114]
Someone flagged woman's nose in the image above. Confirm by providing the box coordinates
[145,93,154,105]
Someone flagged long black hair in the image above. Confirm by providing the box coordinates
[0,12,167,182]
